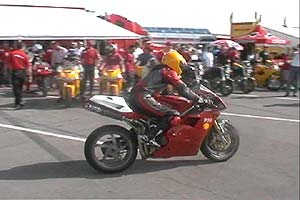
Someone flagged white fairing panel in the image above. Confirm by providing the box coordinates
[89,95,133,113]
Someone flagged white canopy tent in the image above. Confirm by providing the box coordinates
[0,5,141,40]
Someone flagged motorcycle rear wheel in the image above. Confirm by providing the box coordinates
[84,125,137,173]
[201,119,239,161]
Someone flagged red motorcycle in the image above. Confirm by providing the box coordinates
[84,85,239,173]
[32,57,53,96]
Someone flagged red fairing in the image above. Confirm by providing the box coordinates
[34,63,53,76]
[152,111,219,158]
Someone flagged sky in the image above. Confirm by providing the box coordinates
[1,0,299,36]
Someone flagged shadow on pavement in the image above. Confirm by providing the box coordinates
[0,159,216,180]
[0,97,85,110]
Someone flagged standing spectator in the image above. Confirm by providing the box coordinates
[259,46,269,64]
[50,41,68,88]
[133,42,143,59]
[80,40,101,96]
[0,43,6,87]
[78,41,85,55]
[202,47,214,68]
[9,42,30,110]
[43,46,53,65]
[280,52,291,89]
[69,42,81,57]
[123,45,137,92]
[136,44,159,79]
[0,42,12,87]
[155,41,173,62]
[285,46,299,97]
[50,41,68,70]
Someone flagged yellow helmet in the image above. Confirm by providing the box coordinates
[161,50,186,75]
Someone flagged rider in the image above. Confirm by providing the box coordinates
[128,50,210,146]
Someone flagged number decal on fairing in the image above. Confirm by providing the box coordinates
[204,117,213,123]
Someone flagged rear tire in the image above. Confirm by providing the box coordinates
[84,125,137,173]
[201,119,239,161]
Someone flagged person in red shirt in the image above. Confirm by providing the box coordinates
[80,40,101,96]
[123,45,137,92]
[9,42,30,109]
[0,44,5,87]
[0,42,12,87]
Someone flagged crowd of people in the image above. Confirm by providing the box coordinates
[0,38,299,109]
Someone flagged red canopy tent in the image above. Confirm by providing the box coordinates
[233,25,291,45]
[106,14,148,49]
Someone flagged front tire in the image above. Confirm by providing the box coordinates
[42,78,48,97]
[201,119,239,161]
[267,77,281,91]
[84,125,137,173]
[220,80,233,96]
[64,87,72,108]
[242,78,255,94]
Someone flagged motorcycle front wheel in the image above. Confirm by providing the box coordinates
[63,87,72,108]
[267,77,281,91]
[42,78,48,97]
[84,125,138,173]
[220,80,233,97]
[200,119,239,161]
[242,78,256,94]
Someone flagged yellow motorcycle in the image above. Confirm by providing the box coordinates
[56,60,84,107]
[99,68,123,96]
[254,60,281,90]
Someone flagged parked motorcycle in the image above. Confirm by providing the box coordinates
[229,61,256,94]
[196,64,234,97]
[254,60,281,90]
[56,59,84,107]
[32,57,53,96]
[99,68,123,96]
[84,85,239,173]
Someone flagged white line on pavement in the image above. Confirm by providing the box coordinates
[0,112,299,143]
[231,94,260,97]
[0,123,86,142]
[222,112,299,123]
[275,97,299,101]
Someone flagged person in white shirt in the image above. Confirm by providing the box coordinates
[285,46,300,97]
[50,41,68,70]
[202,47,214,68]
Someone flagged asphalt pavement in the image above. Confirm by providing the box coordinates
[0,86,299,200]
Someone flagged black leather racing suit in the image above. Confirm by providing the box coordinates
[128,64,204,140]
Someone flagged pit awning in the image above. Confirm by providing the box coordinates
[0,5,141,40]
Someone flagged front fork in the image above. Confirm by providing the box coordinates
[213,120,229,143]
